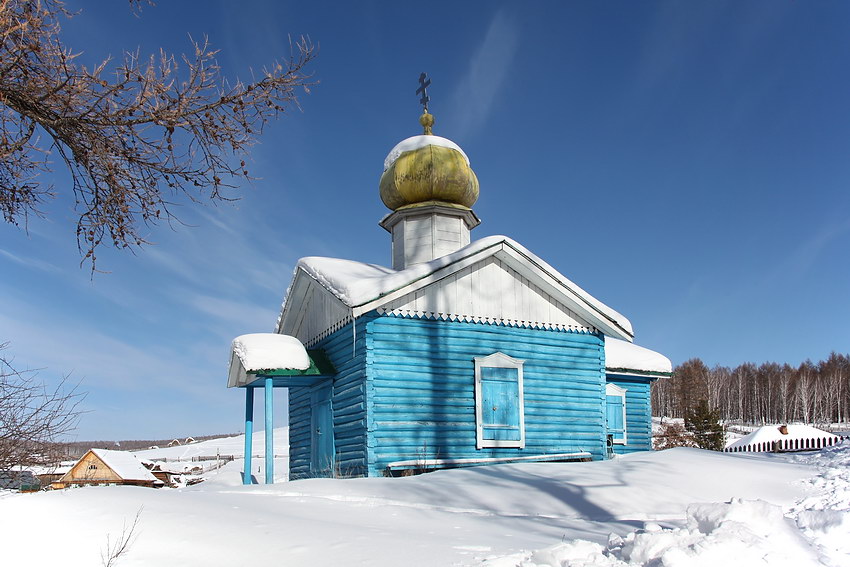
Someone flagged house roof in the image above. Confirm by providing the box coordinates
[278,235,634,342]
[89,449,160,482]
[605,338,672,378]
[726,424,839,450]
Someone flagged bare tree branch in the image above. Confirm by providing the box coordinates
[101,506,143,567]
[0,0,316,269]
[0,341,86,469]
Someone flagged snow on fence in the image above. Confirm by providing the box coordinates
[724,436,842,453]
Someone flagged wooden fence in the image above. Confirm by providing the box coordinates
[724,436,843,453]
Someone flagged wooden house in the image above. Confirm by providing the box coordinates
[51,449,162,489]
[229,109,671,481]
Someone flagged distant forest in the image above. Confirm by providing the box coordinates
[651,352,850,426]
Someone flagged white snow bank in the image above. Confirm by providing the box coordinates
[295,235,633,337]
[497,499,818,567]
[789,443,850,564]
[227,333,309,387]
[3,442,838,567]
[726,424,840,450]
[484,443,850,567]
[89,449,159,482]
[383,134,470,171]
[605,338,672,375]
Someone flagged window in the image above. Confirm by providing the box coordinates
[605,383,627,444]
[474,352,525,449]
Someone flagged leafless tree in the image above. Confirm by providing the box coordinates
[0,342,85,469]
[652,353,850,430]
[653,421,698,451]
[0,0,316,268]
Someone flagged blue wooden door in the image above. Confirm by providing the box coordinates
[310,386,334,476]
[606,394,625,441]
[480,367,521,441]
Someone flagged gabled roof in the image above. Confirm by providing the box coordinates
[605,338,672,378]
[277,235,633,343]
[84,449,159,482]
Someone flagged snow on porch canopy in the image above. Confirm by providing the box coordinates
[605,338,672,378]
[227,333,335,388]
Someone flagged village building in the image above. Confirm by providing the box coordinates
[228,89,671,482]
[51,448,162,489]
[725,424,841,453]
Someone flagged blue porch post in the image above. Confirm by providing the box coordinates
[265,377,274,484]
[243,387,254,485]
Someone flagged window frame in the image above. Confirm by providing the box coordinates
[605,382,628,445]
[474,352,526,449]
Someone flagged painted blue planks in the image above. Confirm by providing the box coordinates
[365,314,606,475]
[289,310,657,478]
[605,374,654,455]
[289,315,371,479]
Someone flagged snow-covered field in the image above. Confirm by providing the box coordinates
[2,439,848,566]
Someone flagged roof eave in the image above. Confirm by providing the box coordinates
[280,236,635,343]
[606,368,672,379]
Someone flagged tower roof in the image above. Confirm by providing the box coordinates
[379,112,479,211]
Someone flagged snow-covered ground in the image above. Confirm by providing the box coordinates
[2,440,847,566]
[131,428,289,461]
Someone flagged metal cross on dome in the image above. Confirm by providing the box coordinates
[416,72,431,112]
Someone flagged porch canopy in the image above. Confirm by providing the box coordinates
[227,333,335,485]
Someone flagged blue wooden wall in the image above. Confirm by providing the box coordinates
[288,313,655,478]
[289,317,369,479]
[364,314,607,476]
[605,373,654,455]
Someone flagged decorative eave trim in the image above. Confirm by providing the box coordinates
[606,368,672,379]
[376,307,599,334]
[302,314,353,347]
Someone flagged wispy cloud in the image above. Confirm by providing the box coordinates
[0,248,60,273]
[773,218,850,280]
[142,204,294,296]
[452,9,519,138]
[185,292,279,336]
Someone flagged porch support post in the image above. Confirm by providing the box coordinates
[243,387,254,485]
[264,377,274,484]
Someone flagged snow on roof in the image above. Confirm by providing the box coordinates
[383,135,470,171]
[27,463,72,476]
[231,333,309,372]
[90,449,159,482]
[291,235,633,339]
[227,333,310,388]
[726,424,839,450]
[605,337,672,376]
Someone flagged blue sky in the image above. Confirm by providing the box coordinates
[2,1,849,440]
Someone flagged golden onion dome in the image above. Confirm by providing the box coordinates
[379,112,479,211]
